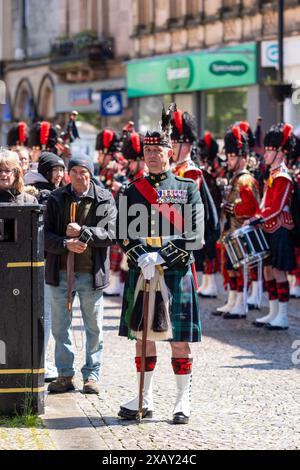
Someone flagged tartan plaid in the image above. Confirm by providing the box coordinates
[110,244,123,272]
[119,268,201,343]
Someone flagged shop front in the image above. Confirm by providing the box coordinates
[127,43,257,138]
[54,77,131,157]
[261,36,300,132]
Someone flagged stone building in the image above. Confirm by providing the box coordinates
[0,0,133,145]
[127,0,300,136]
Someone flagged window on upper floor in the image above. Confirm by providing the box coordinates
[186,0,200,17]
[169,0,183,19]
[22,0,30,30]
[138,0,155,27]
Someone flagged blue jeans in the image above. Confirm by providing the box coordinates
[48,272,104,382]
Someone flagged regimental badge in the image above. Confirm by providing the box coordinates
[123,239,130,247]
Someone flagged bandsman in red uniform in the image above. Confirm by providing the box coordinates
[249,123,296,330]
[197,131,221,297]
[170,105,202,190]
[7,122,28,151]
[95,128,127,296]
[213,125,260,319]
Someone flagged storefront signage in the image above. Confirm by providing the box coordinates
[166,57,192,91]
[69,89,92,107]
[209,61,248,76]
[261,37,300,68]
[127,43,256,98]
[100,91,123,116]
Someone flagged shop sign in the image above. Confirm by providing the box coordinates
[100,91,123,116]
[166,57,192,91]
[127,43,257,98]
[69,89,92,107]
[261,37,300,68]
[209,61,248,76]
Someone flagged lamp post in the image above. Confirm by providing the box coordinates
[278,0,284,121]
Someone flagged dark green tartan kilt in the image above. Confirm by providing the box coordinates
[119,267,201,343]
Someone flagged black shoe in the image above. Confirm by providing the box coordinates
[173,412,189,425]
[118,407,153,420]
[247,304,259,311]
[211,310,223,316]
[265,324,289,331]
[252,320,266,327]
[223,312,247,319]
[199,293,217,299]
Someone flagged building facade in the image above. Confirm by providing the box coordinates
[128,0,300,137]
[0,0,133,145]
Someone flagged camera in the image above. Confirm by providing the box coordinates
[78,228,93,244]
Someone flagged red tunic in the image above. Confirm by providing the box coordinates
[172,159,202,190]
[257,163,294,233]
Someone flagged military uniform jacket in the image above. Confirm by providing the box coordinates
[258,163,294,233]
[172,159,202,190]
[223,170,260,237]
[116,170,205,270]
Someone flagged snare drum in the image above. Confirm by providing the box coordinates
[224,226,269,269]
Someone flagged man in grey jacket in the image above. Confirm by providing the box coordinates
[45,154,117,394]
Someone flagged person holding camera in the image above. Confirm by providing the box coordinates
[44,154,117,394]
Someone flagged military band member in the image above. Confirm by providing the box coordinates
[95,128,127,296]
[213,125,260,319]
[117,106,204,424]
[7,121,28,150]
[29,121,59,168]
[122,131,147,183]
[197,131,221,298]
[250,123,296,330]
[170,105,202,190]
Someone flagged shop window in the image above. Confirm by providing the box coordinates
[204,88,247,139]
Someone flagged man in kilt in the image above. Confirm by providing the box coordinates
[117,106,204,424]
[249,123,296,330]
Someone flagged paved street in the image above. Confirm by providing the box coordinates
[1,277,300,450]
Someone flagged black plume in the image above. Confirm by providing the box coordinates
[161,103,176,132]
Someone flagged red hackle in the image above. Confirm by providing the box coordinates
[40,121,51,146]
[232,126,243,148]
[281,123,293,147]
[103,129,114,150]
[174,110,183,136]
[131,132,141,155]
[18,122,27,144]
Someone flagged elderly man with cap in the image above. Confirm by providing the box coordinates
[45,153,117,394]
